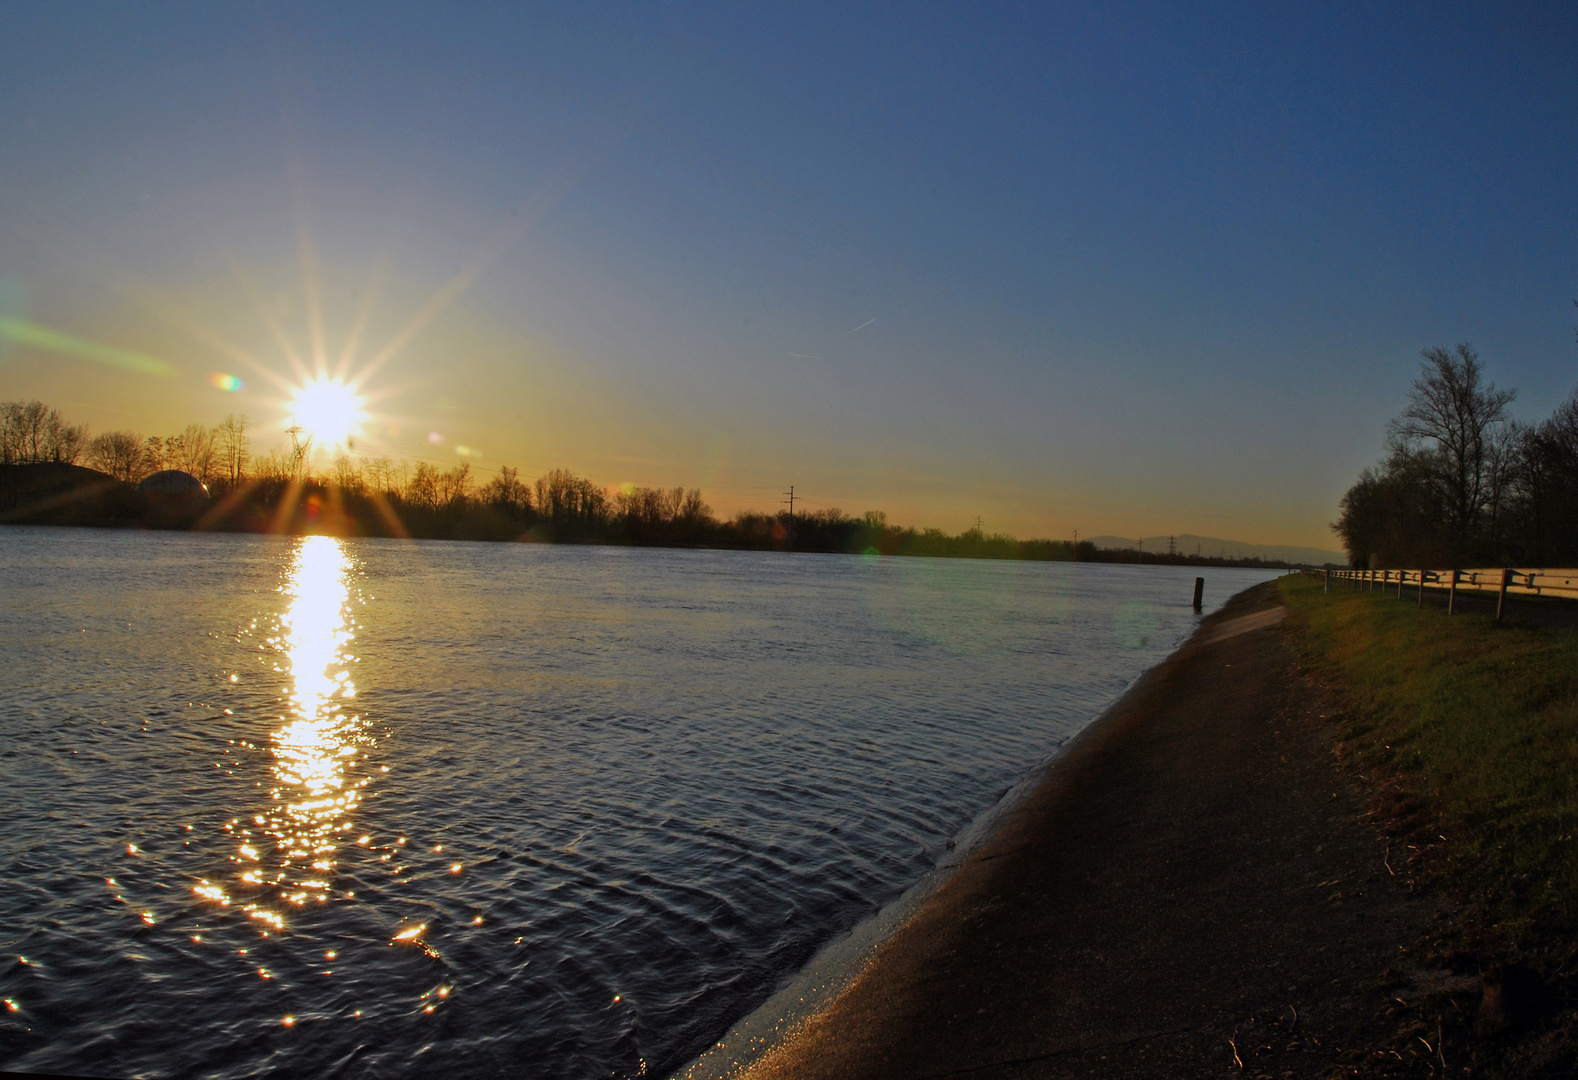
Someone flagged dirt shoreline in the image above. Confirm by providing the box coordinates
[699,580,1447,1079]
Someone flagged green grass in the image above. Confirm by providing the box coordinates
[1279,574,1578,943]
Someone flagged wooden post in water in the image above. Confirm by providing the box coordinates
[1192,577,1204,611]
[1496,567,1512,623]
[1448,569,1459,615]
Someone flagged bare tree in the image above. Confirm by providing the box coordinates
[480,465,531,513]
[216,413,250,484]
[405,462,439,510]
[1,400,49,462]
[167,423,217,483]
[677,488,710,524]
[18,401,47,461]
[535,468,604,524]
[330,455,365,495]
[141,435,168,476]
[2,400,87,464]
[0,402,18,464]
[1386,343,1515,560]
[438,463,472,507]
[364,456,396,495]
[87,431,149,483]
[1510,388,1578,563]
[44,410,88,463]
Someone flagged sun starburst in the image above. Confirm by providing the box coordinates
[289,377,366,449]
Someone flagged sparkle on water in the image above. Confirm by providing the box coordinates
[205,536,368,927]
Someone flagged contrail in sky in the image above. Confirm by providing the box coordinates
[848,318,877,334]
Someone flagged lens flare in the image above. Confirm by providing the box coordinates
[0,318,177,377]
[209,372,244,392]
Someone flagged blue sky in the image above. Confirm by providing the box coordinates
[1,2,1573,546]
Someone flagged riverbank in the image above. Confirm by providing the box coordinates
[685,579,1578,1078]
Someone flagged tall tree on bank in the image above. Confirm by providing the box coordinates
[1338,344,1521,568]
[1512,389,1578,565]
[1385,344,1515,562]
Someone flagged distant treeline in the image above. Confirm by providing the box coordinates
[0,399,1294,567]
[1335,344,1578,569]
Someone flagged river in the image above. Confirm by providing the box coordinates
[0,527,1278,1078]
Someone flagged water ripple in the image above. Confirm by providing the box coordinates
[0,528,1277,1078]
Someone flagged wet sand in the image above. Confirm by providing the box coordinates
[730,580,1434,1079]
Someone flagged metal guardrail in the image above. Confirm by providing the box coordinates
[1308,566,1578,621]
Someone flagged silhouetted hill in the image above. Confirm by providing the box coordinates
[0,462,143,526]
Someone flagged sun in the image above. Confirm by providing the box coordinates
[289,378,366,449]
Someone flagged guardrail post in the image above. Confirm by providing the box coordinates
[1418,569,1425,607]
[1323,569,1330,594]
[1496,567,1512,623]
[1448,569,1458,615]
[1397,570,1404,599]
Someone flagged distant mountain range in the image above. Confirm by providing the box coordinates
[1084,534,1346,566]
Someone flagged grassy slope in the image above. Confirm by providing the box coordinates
[1279,574,1578,946]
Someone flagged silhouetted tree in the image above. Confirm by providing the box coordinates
[405,462,440,511]
[480,466,531,515]
[330,455,366,495]
[1,400,88,465]
[216,413,250,484]
[167,424,217,484]
[1508,389,1578,564]
[87,431,147,483]
[438,463,472,508]
[1385,344,1515,562]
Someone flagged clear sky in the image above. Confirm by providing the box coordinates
[1,2,1573,547]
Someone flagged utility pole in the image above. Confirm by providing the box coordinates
[285,423,310,480]
[1168,535,1176,557]
[783,485,795,550]
[973,515,983,533]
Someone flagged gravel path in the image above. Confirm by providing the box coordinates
[733,580,1438,1079]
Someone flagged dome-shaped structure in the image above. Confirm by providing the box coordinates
[138,469,210,500]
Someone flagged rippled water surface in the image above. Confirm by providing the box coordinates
[0,528,1278,1078]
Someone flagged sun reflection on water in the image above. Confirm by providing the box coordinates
[201,536,368,929]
